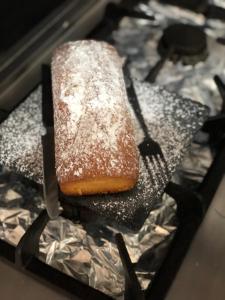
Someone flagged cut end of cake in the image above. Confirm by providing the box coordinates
[60,177,137,196]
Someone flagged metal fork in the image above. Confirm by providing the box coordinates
[123,62,169,187]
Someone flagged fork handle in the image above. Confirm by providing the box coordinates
[123,62,150,138]
[145,47,173,84]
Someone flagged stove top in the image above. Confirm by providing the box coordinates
[0,0,225,299]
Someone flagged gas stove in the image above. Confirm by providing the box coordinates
[0,1,225,299]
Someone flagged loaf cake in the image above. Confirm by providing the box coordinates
[51,40,139,196]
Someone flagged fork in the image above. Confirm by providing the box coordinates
[123,62,169,187]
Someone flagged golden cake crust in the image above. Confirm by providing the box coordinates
[52,40,139,196]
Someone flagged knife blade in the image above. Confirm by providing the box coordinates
[42,127,60,219]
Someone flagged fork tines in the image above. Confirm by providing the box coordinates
[122,61,170,189]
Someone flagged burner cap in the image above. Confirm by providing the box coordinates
[158,24,208,64]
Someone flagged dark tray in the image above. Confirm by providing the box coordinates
[0,63,208,230]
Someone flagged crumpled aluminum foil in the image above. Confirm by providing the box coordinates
[113,0,225,186]
[39,194,176,298]
[0,166,176,299]
[174,141,213,187]
[138,0,225,38]
[113,6,225,115]
[213,0,225,7]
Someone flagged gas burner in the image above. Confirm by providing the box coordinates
[158,24,208,65]
[145,23,208,83]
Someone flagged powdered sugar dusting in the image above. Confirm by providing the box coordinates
[0,87,45,183]
[0,46,208,228]
[52,41,139,184]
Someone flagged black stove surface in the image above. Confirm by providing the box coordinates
[0,0,65,53]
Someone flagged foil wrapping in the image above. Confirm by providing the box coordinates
[0,166,176,299]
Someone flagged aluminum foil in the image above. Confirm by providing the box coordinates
[0,166,176,299]
[113,7,225,115]
[213,0,225,7]
[113,1,225,186]
[138,0,225,38]
[173,141,213,188]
